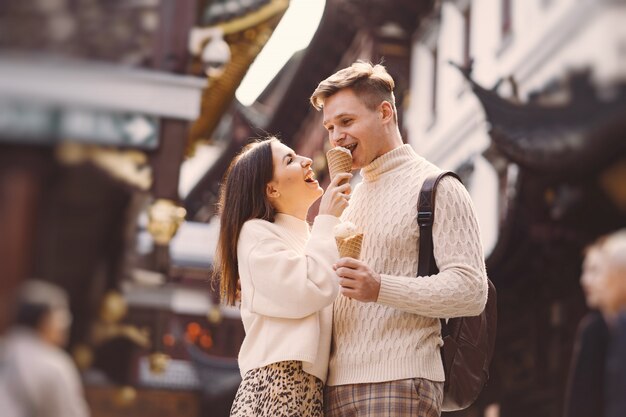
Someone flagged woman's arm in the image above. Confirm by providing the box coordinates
[242,216,340,319]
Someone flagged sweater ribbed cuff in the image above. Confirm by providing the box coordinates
[377,274,411,306]
[311,214,341,238]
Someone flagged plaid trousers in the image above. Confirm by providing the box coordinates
[324,378,443,417]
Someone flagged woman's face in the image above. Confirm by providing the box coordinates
[267,141,323,215]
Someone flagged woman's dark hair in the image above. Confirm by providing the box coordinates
[214,137,278,305]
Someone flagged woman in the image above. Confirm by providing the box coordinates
[215,137,352,416]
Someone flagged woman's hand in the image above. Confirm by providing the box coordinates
[318,173,352,217]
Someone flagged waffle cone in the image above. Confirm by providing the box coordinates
[335,233,363,259]
[326,148,352,184]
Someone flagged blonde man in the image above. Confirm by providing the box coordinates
[310,61,488,416]
[596,230,626,417]
[564,230,626,417]
[564,239,610,417]
[595,230,626,317]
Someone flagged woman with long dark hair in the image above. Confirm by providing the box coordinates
[215,137,351,417]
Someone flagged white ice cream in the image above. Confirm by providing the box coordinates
[334,222,359,239]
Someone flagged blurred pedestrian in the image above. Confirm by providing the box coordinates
[564,229,626,417]
[595,230,626,417]
[215,137,351,416]
[0,280,90,417]
[310,61,488,417]
[563,241,609,417]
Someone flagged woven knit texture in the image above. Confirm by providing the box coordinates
[327,145,488,386]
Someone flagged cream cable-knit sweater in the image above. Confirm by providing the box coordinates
[237,213,340,383]
[327,144,488,386]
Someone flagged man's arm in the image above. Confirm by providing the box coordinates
[336,177,488,318]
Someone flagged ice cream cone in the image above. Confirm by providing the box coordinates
[336,233,363,259]
[326,147,352,185]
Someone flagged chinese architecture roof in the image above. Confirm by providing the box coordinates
[454,63,626,179]
[454,61,626,277]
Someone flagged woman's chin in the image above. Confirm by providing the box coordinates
[307,187,324,203]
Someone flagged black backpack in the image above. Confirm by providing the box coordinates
[417,171,497,412]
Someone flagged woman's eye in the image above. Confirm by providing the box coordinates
[342,119,351,125]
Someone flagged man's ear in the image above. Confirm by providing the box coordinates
[380,101,394,124]
[266,182,280,199]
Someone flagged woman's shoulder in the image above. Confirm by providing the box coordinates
[240,218,281,243]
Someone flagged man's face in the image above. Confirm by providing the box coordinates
[41,307,72,347]
[580,248,604,308]
[322,88,394,169]
[596,262,626,314]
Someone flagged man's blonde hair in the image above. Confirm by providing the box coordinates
[310,61,397,121]
[603,229,626,269]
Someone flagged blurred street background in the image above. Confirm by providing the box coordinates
[0,0,625,416]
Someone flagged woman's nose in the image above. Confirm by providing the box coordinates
[300,157,312,167]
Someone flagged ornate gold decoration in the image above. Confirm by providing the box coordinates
[148,351,170,374]
[187,0,290,156]
[72,344,94,370]
[113,386,138,408]
[99,291,128,324]
[207,305,222,324]
[92,290,151,349]
[56,143,152,190]
[147,199,187,245]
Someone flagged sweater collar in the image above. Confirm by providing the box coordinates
[274,213,310,237]
[361,144,418,182]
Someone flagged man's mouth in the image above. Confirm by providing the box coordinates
[344,143,357,154]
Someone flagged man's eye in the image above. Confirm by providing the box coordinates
[342,119,351,125]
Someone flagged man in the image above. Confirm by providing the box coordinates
[310,61,488,416]
[0,280,90,417]
[564,241,610,417]
[595,230,626,417]
[564,230,626,417]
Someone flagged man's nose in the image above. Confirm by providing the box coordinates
[330,130,345,146]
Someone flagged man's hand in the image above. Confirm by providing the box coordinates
[334,258,381,302]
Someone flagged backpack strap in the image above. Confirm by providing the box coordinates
[417,171,462,336]
[417,171,461,277]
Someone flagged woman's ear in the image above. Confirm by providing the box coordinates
[266,182,280,199]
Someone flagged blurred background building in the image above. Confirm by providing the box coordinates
[1,0,625,416]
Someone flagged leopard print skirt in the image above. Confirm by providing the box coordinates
[230,360,323,417]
